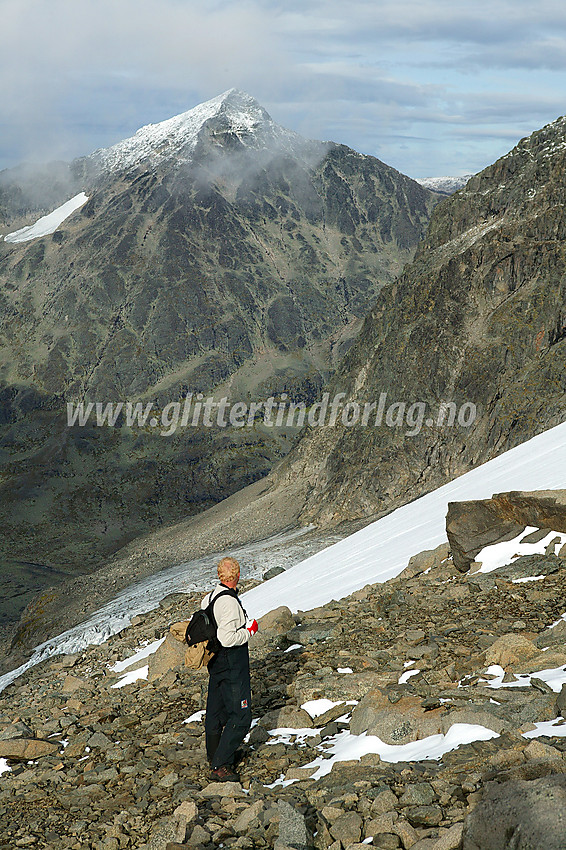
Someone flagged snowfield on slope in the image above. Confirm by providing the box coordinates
[3,193,89,243]
[242,420,566,619]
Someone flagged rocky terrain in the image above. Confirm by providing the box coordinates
[269,112,566,528]
[1,514,566,849]
[0,90,437,601]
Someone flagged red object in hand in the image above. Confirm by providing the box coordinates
[246,619,258,636]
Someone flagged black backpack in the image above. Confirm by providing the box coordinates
[185,588,246,654]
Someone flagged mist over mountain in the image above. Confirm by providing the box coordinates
[0,89,436,631]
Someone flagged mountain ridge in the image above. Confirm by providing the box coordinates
[270,110,566,527]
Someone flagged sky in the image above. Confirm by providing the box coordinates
[1,0,566,177]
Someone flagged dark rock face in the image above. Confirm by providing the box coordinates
[462,775,566,850]
[0,91,436,593]
[273,115,566,527]
[446,489,566,571]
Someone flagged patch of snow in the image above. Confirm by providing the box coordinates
[303,723,500,779]
[476,527,566,573]
[265,773,296,789]
[337,667,353,673]
[184,710,205,724]
[284,644,304,653]
[483,663,566,693]
[398,669,420,684]
[4,193,88,243]
[111,664,148,688]
[522,718,566,739]
[267,727,322,746]
[512,575,546,584]
[301,699,343,718]
[109,638,164,672]
[0,759,11,777]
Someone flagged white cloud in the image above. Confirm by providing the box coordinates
[1,0,566,174]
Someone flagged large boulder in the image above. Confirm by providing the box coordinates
[259,705,314,730]
[398,543,451,580]
[147,633,186,682]
[259,606,295,634]
[293,671,391,704]
[0,737,59,760]
[446,489,566,572]
[350,689,443,745]
[485,634,540,669]
[462,774,566,849]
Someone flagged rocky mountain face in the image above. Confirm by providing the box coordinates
[0,90,436,613]
[273,114,566,527]
[1,504,565,849]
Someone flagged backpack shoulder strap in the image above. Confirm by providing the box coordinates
[207,588,247,623]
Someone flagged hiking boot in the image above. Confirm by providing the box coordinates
[209,764,240,782]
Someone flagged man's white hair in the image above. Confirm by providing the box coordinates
[217,556,240,582]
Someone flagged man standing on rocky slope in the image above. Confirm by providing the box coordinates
[202,556,258,782]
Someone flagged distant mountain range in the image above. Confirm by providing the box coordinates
[414,175,475,195]
[0,89,437,612]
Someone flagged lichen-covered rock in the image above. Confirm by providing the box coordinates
[462,774,566,850]
[147,633,185,682]
[485,634,540,668]
[0,737,59,760]
[350,690,443,745]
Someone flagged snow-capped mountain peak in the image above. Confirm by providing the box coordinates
[88,89,307,174]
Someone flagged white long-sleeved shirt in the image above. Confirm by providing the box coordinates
[201,584,249,648]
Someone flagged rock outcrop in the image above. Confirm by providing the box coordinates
[446,489,566,571]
